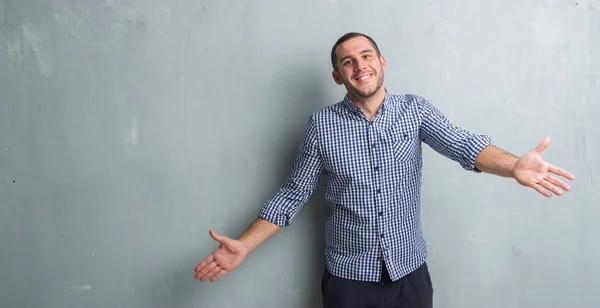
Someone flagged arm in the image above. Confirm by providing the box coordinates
[236,217,281,252]
[257,115,324,226]
[417,96,574,197]
[418,97,495,172]
[476,136,575,197]
[241,115,323,248]
[473,145,519,178]
[195,116,324,282]
[194,218,281,283]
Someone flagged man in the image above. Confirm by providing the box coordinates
[194,32,575,308]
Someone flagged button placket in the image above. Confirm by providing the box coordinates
[369,123,388,255]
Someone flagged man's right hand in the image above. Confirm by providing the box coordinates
[194,229,250,282]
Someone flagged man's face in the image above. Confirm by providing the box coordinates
[332,36,387,99]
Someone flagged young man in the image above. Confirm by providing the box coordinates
[194,32,575,308]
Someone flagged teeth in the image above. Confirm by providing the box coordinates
[358,74,371,80]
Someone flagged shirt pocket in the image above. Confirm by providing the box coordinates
[386,125,418,163]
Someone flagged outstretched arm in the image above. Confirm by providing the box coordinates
[416,97,575,197]
[237,217,281,251]
[194,218,280,282]
[473,145,519,178]
[195,116,324,282]
[474,137,575,197]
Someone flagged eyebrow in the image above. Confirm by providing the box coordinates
[339,49,375,63]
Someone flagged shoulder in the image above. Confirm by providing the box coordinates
[386,92,433,115]
[306,100,348,124]
[387,92,428,105]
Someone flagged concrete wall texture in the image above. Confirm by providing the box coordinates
[1,0,598,307]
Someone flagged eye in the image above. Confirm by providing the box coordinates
[343,60,353,66]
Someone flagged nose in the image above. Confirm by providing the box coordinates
[353,58,367,72]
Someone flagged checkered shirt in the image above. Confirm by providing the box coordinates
[258,91,495,282]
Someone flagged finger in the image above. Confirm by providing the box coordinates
[195,259,218,280]
[201,265,223,281]
[531,183,551,197]
[548,164,575,180]
[539,179,563,196]
[195,254,215,272]
[209,229,226,243]
[210,269,228,282]
[546,175,571,191]
[533,136,551,153]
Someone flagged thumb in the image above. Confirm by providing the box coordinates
[533,136,551,153]
[209,229,226,243]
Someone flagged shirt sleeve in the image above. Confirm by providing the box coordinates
[258,115,324,226]
[418,97,495,172]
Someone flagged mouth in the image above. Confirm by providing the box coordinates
[354,72,374,84]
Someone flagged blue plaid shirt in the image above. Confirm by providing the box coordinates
[259,91,495,282]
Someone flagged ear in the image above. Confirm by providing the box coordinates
[332,70,343,85]
[380,55,387,71]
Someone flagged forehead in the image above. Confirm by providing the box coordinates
[335,36,376,58]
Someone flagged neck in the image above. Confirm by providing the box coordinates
[348,86,386,121]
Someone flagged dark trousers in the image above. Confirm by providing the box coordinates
[321,262,433,308]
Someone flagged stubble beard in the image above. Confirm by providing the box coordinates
[346,71,384,99]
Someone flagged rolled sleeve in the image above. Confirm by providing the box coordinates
[418,97,495,172]
[461,134,495,172]
[258,116,324,227]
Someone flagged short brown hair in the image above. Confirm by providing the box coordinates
[330,32,381,71]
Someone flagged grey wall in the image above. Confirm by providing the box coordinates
[1,0,598,307]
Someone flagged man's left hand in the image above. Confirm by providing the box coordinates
[513,137,576,197]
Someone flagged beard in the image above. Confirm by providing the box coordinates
[344,71,384,99]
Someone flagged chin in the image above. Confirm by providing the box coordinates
[351,89,373,98]
[356,85,381,97]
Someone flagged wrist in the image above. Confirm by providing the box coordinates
[507,156,519,178]
[236,234,252,251]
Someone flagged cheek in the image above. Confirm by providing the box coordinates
[341,70,354,81]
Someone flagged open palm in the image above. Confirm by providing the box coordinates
[513,137,575,197]
[194,230,250,282]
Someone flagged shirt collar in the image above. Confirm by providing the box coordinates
[342,88,391,116]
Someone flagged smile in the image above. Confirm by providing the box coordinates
[354,73,374,83]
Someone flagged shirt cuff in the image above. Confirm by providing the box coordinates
[463,134,495,173]
[258,198,293,227]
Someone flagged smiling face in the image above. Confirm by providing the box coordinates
[331,35,387,100]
